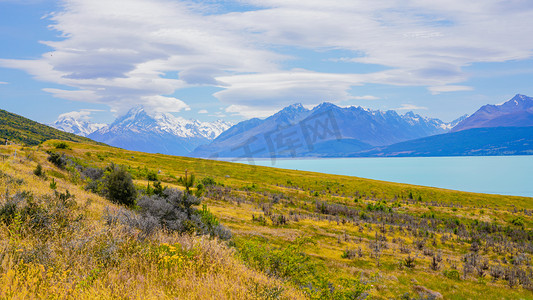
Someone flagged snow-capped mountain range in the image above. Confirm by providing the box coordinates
[191,102,466,158]
[48,94,533,158]
[92,106,231,140]
[51,113,106,137]
[50,106,232,156]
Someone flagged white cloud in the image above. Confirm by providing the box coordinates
[43,88,100,102]
[225,104,279,119]
[0,0,281,115]
[396,104,428,111]
[0,81,8,84]
[198,109,208,114]
[1,0,533,115]
[215,70,364,114]
[428,85,474,94]
[352,95,379,100]
[140,95,190,114]
[55,109,103,122]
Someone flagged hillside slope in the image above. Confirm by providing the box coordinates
[1,140,532,299]
[0,143,305,299]
[0,108,99,145]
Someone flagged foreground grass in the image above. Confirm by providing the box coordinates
[1,141,532,299]
[0,145,304,299]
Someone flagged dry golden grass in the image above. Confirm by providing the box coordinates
[0,145,306,299]
[3,141,532,299]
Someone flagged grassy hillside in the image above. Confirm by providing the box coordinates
[0,143,304,299]
[1,140,532,299]
[0,109,100,146]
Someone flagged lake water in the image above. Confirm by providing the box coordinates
[236,156,533,197]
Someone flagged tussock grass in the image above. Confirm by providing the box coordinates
[2,141,532,299]
[0,144,305,299]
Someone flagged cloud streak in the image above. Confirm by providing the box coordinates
[1,0,533,117]
[396,104,428,111]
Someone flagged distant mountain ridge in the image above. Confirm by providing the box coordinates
[44,93,533,158]
[452,94,533,132]
[86,107,232,156]
[350,126,533,157]
[345,94,533,157]
[192,102,460,158]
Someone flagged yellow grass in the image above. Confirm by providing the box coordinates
[2,141,532,299]
[0,144,305,299]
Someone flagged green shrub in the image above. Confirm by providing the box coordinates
[238,238,371,298]
[443,269,461,280]
[510,217,524,227]
[133,188,231,239]
[404,255,416,268]
[146,170,158,181]
[50,178,57,190]
[54,142,71,149]
[106,164,137,207]
[47,152,67,169]
[33,163,43,177]
[195,183,205,197]
[201,176,216,186]
[0,190,81,235]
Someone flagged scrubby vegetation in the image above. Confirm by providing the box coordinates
[1,140,532,299]
[0,143,304,299]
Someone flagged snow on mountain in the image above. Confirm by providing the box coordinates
[191,102,456,158]
[50,112,106,137]
[87,106,232,156]
[93,107,231,140]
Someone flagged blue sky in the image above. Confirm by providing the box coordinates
[1,0,533,125]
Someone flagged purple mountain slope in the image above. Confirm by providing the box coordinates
[191,103,455,158]
[451,94,533,132]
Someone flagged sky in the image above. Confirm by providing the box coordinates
[1,0,533,125]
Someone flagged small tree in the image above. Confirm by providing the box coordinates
[195,183,205,197]
[183,169,195,194]
[33,163,43,177]
[106,164,137,207]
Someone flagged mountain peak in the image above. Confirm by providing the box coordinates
[288,103,304,109]
[278,103,308,114]
[505,94,533,107]
[312,102,341,113]
[270,103,310,123]
[50,112,106,137]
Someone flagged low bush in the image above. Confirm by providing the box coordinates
[201,176,217,186]
[47,152,68,169]
[106,164,137,207]
[54,142,71,149]
[33,163,44,177]
[114,188,232,240]
[238,237,371,299]
[443,269,461,280]
[0,189,82,237]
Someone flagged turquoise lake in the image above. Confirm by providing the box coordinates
[235,156,533,197]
